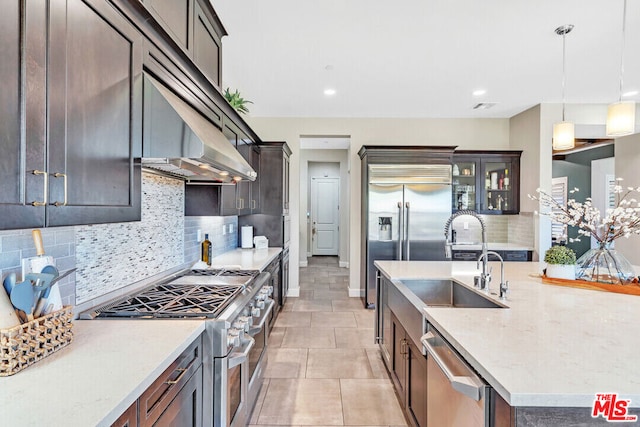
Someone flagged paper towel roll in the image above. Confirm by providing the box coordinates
[241,226,254,248]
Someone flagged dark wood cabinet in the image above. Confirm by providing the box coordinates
[111,401,138,427]
[139,0,224,88]
[0,0,142,230]
[452,151,522,215]
[452,249,532,262]
[112,336,203,427]
[141,0,192,51]
[193,0,223,87]
[139,337,203,427]
[389,311,428,427]
[258,142,292,215]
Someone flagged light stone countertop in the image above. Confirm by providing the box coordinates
[452,242,533,251]
[375,260,640,408]
[0,319,205,426]
[207,247,282,271]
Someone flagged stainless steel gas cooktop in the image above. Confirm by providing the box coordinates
[84,269,259,319]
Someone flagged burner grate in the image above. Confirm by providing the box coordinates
[95,283,243,318]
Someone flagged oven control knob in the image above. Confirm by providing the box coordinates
[251,307,261,317]
[238,315,253,327]
[266,286,274,296]
[255,292,266,301]
[255,299,265,309]
[227,329,241,347]
[233,319,250,333]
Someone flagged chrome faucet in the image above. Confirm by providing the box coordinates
[444,210,489,287]
[477,250,508,299]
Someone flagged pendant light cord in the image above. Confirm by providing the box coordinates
[618,0,627,102]
[561,30,567,121]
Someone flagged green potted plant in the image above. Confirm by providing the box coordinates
[223,88,253,114]
[544,245,577,280]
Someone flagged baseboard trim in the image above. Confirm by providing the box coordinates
[348,287,364,298]
[287,287,300,297]
[339,261,349,268]
[299,260,308,267]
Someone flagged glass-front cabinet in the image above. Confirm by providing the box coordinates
[452,151,521,215]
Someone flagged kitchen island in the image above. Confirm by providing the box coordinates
[375,260,640,423]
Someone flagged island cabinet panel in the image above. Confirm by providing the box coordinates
[389,311,428,427]
[0,0,142,230]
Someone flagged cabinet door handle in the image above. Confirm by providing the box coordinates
[236,198,241,209]
[31,170,48,206]
[52,173,68,206]
[252,200,256,209]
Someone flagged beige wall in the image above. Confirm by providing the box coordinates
[614,133,640,265]
[246,117,510,295]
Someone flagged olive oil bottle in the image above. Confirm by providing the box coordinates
[202,234,212,266]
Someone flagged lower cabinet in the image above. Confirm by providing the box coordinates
[389,312,428,427]
[112,401,138,427]
[112,336,203,427]
[452,249,532,262]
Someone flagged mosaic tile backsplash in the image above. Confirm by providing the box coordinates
[75,173,185,304]
[0,172,239,307]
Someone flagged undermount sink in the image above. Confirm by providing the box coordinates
[397,279,506,308]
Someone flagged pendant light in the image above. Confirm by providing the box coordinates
[552,25,575,151]
[607,0,636,136]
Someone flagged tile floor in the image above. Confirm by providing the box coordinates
[250,256,408,427]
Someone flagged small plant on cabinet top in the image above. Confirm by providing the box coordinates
[543,245,577,265]
[224,88,253,114]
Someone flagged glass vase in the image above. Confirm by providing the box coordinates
[575,243,636,284]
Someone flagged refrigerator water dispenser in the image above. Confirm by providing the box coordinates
[378,217,392,240]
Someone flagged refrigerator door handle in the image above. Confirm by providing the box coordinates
[397,202,403,260]
[405,202,410,260]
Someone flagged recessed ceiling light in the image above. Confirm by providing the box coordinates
[472,89,487,96]
[623,90,638,97]
[324,88,336,96]
[325,65,334,71]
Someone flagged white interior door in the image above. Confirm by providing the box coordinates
[311,177,340,255]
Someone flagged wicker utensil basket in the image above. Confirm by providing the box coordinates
[0,306,73,376]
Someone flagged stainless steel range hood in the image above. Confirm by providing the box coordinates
[142,74,256,182]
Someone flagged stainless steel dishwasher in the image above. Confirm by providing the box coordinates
[421,325,490,426]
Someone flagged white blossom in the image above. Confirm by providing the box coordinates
[528,178,640,246]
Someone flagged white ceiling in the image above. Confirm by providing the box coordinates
[211,0,640,119]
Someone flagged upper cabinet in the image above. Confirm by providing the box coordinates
[140,0,225,88]
[259,142,291,216]
[0,0,142,230]
[452,151,522,215]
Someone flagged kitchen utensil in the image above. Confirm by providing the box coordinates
[9,273,55,322]
[3,272,16,295]
[35,268,75,317]
[0,276,20,329]
[21,230,54,279]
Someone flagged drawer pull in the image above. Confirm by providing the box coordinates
[164,357,196,385]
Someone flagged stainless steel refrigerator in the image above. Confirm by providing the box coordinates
[363,164,452,307]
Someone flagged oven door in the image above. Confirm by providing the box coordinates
[214,335,254,427]
[247,299,274,409]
